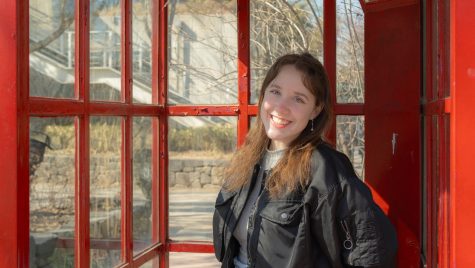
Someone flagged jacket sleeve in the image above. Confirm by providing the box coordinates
[309,154,398,268]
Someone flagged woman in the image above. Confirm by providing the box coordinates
[213,53,397,268]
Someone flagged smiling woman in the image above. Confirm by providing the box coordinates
[212,53,398,268]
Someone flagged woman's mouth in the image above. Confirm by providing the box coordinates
[270,115,291,128]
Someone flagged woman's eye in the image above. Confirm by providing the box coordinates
[295,97,305,104]
[269,89,280,95]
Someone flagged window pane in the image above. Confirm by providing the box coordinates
[139,256,159,267]
[250,0,324,103]
[336,116,365,178]
[168,0,238,105]
[90,0,122,102]
[170,252,220,268]
[133,117,156,254]
[168,117,236,241]
[29,0,75,98]
[133,0,153,104]
[336,0,364,103]
[250,116,257,129]
[90,117,122,267]
[30,117,75,267]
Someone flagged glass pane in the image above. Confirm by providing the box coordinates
[29,0,75,98]
[250,0,324,103]
[90,117,122,267]
[133,0,153,104]
[133,117,156,253]
[90,0,122,102]
[336,116,365,178]
[140,256,159,267]
[30,117,75,267]
[170,252,220,268]
[168,0,238,105]
[336,0,364,103]
[250,116,257,129]
[169,117,237,241]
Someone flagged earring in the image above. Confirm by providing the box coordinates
[310,119,314,132]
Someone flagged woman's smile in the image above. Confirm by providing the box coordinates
[270,114,291,128]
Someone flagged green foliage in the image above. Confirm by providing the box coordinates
[169,124,236,153]
[41,121,236,154]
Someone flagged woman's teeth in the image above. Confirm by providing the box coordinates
[271,115,290,125]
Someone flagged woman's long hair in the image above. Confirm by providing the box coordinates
[223,53,333,198]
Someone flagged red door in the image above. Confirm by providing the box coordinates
[365,1,421,267]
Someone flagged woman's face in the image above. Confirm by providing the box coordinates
[260,65,321,150]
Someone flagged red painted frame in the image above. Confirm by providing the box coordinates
[2,0,433,267]
[423,0,452,267]
[0,0,29,267]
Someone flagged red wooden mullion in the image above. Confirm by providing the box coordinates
[427,0,435,102]
[237,0,250,146]
[122,116,133,264]
[168,106,240,116]
[425,114,434,268]
[151,0,161,258]
[168,242,214,253]
[2,0,32,266]
[75,0,91,266]
[438,0,450,99]
[437,0,444,100]
[438,1,450,266]
[424,1,434,266]
[29,99,161,116]
[122,0,132,105]
[121,0,134,263]
[75,116,90,268]
[158,0,170,267]
[439,114,450,268]
[20,2,30,266]
[149,0,161,265]
[324,0,336,142]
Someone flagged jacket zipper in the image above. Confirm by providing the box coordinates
[247,194,262,266]
[246,172,267,267]
[340,219,354,250]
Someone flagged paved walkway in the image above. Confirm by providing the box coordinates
[168,188,221,267]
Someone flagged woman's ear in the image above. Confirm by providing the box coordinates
[311,105,323,120]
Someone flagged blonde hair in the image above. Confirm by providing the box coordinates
[224,53,333,198]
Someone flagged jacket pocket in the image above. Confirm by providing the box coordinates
[213,189,237,262]
[256,200,304,266]
[260,200,303,225]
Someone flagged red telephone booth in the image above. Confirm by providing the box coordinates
[0,0,474,267]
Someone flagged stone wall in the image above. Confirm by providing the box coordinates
[32,151,228,194]
[169,158,227,189]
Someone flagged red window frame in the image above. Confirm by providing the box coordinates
[423,0,451,266]
[0,0,372,267]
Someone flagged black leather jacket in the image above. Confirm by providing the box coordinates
[213,143,398,268]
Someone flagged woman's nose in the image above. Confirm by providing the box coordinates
[274,97,291,114]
